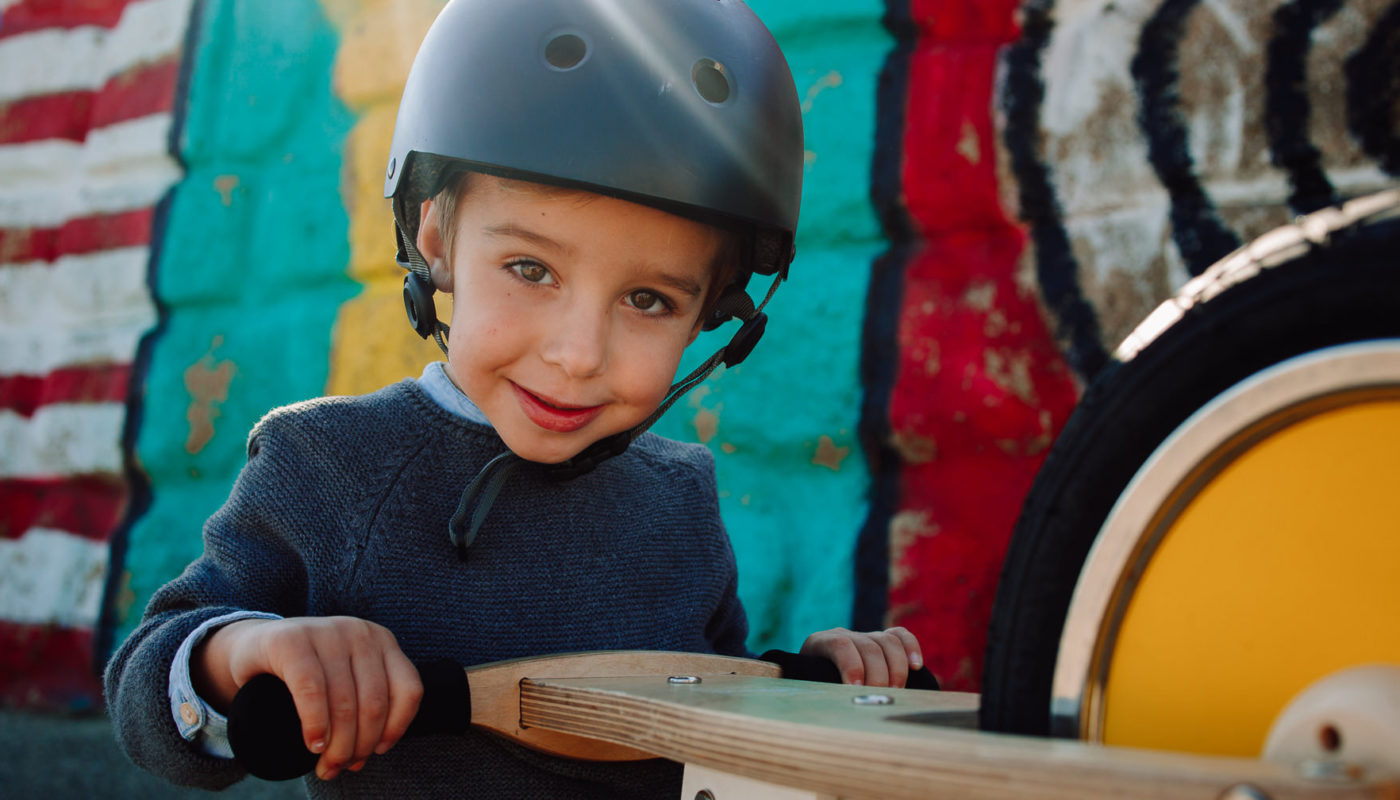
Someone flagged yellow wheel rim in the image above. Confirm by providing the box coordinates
[1051,342,1400,757]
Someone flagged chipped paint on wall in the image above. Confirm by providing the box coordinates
[182,336,235,455]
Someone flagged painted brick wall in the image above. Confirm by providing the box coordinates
[2,0,1394,710]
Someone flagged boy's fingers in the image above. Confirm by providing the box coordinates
[279,660,331,757]
[349,651,391,765]
[886,626,924,670]
[853,635,890,688]
[378,650,424,754]
[314,650,358,780]
[803,631,865,685]
[871,632,909,688]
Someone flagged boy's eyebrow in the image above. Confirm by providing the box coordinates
[484,223,575,255]
[650,271,704,299]
[486,223,705,299]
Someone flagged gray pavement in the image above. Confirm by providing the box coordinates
[0,709,304,799]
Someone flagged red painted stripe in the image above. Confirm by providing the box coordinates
[901,44,1008,234]
[0,58,181,146]
[0,620,103,711]
[885,235,1078,692]
[0,364,132,417]
[0,208,153,263]
[91,58,182,130]
[882,1,1080,692]
[0,89,93,143]
[910,0,1022,42]
[0,0,135,39]
[0,476,130,541]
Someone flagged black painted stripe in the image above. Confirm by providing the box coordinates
[1344,0,1400,177]
[853,0,916,632]
[1132,0,1242,275]
[1267,0,1345,214]
[999,0,1109,379]
[95,0,208,671]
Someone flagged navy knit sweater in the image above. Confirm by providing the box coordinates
[105,379,750,798]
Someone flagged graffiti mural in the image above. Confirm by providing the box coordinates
[859,0,1398,690]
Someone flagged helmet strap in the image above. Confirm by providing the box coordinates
[651,271,779,422]
[395,220,451,357]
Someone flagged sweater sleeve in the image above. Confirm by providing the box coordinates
[705,565,752,658]
[684,443,752,659]
[104,413,326,790]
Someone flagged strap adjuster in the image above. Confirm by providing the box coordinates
[723,312,767,367]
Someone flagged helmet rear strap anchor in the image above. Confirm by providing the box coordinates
[396,223,452,356]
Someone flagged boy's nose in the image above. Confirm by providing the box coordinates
[540,304,609,379]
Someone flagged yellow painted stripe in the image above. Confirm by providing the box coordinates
[321,0,447,396]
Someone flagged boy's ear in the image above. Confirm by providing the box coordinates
[415,198,454,292]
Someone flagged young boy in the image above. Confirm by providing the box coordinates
[105,0,926,797]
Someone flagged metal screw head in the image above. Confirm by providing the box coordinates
[852,694,894,706]
[1218,784,1271,800]
[669,675,702,685]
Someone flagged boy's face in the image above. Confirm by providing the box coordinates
[417,177,721,464]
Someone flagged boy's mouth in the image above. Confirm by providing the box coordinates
[511,383,605,433]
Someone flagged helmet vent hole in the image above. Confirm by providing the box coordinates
[545,34,588,71]
[692,59,731,104]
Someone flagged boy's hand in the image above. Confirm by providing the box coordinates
[193,616,423,781]
[798,626,923,688]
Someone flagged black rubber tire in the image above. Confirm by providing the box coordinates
[978,189,1400,736]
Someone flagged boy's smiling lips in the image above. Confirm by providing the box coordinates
[510,382,605,433]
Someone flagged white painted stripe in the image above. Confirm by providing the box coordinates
[0,404,128,479]
[1326,165,1398,201]
[1042,0,1157,137]
[0,113,179,227]
[1201,166,1396,209]
[0,322,149,376]
[0,113,175,179]
[0,156,180,229]
[0,246,156,374]
[0,246,155,323]
[0,0,194,103]
[84,112,176,172]
[0,139,82,182]
[0,528,108,628]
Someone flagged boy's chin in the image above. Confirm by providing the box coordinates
[498,434,592,466]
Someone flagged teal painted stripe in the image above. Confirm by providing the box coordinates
[655,0,890,652]
[119,0,356,637]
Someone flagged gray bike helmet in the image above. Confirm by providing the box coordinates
[386,0,804,551]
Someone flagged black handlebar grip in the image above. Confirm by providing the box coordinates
[227,660,469,781]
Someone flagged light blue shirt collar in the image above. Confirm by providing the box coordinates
[419,362,492,427]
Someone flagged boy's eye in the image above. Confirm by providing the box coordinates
[627,290,671,314]
[509,261,554,284]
